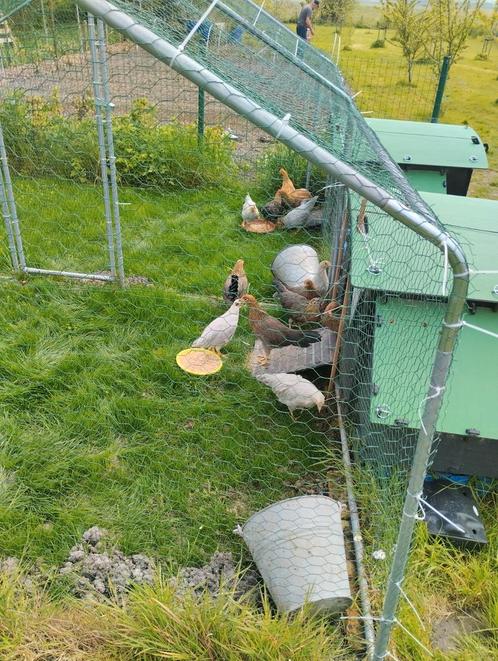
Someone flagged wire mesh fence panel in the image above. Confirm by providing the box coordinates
[0,1,473,659]
[340,52,439,121]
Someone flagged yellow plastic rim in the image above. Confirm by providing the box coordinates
[176,348,223,375]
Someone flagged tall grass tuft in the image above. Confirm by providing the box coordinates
[0,568,350,660]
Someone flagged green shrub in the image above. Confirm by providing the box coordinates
[0,92,235,190]
[370,39,385,49]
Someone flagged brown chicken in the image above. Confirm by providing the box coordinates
[276,168,312,208]
[282,188,313,207]
[274,280,322,324]
[321,300,341,332]
[240,294,321,365]
[273,277,319,301]
[278,168,296,197]
[223,259,249,304]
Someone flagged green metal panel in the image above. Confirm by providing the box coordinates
[350,191,498,302]
[366,118,488,169]
[405,169,446,194]
[370,298,498,439]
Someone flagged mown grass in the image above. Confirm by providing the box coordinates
[0,177,334,567]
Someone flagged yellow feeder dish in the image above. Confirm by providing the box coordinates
[176,348,223,375]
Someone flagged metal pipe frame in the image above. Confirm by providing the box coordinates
[0,158,19,270]
[214,0,352,105]
[0,123,25,269]
[96,17,125,286]
[74,2,470,656]
[88,13,117,280]
[336,385,375,659]
[24,267,114,281]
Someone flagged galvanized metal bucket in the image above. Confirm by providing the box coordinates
[241,495,352,613]
[271,244,321,290]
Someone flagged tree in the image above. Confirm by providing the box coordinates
[382,0,429,84]
[424,0,487,74]
[320,0,356,27]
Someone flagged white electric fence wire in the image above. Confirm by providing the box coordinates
[178,0,219,52]
[462,320,498,339]
[469,269,498,275]
[394,618,433,657]
[386,653,401,661]
[404,490,424,520]
[396,580,426,629]
[417,386,445,435]
[253,0,265,25]
[418,496,465,534]
[342,615,431,657]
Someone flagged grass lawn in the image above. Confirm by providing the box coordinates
[0,177,496,659]
[0,178,333,566]
[310,25,498,199]
[0,7,496,658]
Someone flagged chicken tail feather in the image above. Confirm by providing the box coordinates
[226,274,239,302]
[287,330,321,347]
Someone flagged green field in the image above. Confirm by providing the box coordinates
[310,25,498,199]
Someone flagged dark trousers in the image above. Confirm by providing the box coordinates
[296,24,307,58]
[296,25,307,39]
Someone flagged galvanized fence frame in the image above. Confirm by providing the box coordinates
[0,7,125,284]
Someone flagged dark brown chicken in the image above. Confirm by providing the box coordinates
[223,259,249,304]
[273,280,321,325]
[240,294,321,365]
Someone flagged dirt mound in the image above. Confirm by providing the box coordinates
[174,551,260,599]
[59,526,154,601]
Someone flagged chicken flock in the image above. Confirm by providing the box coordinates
[241,168,321,232]
[190,168,341,419]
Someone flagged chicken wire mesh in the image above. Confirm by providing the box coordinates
[0,1,469,659]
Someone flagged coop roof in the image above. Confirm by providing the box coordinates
[366,119,489,170]
[369,297,498,440]
[350,191,498,302]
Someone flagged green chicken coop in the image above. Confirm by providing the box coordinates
[340,118,497,479]
[366,118,489,196]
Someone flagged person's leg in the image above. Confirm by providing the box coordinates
[296,24,306,58]
[296,25,307,39]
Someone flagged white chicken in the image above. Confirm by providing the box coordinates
[192,300,241,355]
[281,196,318,229]
[316,260,331,297]
[241,193,260,221]
[257,372,325,419]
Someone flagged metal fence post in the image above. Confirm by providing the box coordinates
[0,162,19,271]
[96,17,125,287]
[198,87,205,145]
[88,13,117,281]
[0,123,25,270]
[431,55,450,123]
[372,273,468,659]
